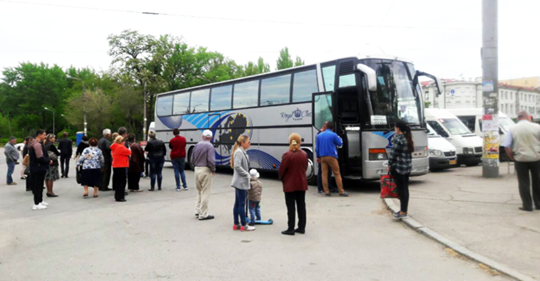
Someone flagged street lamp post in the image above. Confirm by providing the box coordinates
[44,107,55,135]
[66,74,87,136]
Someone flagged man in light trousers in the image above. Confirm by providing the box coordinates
[5,136,20,185]
[190,130,216,220]
[503,110,540,212]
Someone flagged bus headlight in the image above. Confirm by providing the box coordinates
[369,148,388,160]
[429,149,443,157]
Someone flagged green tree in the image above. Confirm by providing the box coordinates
[244,57,270,76]
[276,47,294,70]
[277,47,304,70]
[0,62,67,135]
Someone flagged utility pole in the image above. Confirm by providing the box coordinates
[143,81,147,141]
[83,81,87,136]
[482,0,499,178]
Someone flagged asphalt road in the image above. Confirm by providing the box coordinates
[0,152,508,281]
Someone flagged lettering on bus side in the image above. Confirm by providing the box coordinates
[281,108,312,122]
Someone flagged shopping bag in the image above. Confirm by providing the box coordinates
[76,167,82,184]
[380,173,399,198]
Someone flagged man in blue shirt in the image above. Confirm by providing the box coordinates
[315,122,349,197]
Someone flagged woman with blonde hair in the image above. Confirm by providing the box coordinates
[44,134,60,197]
[230,134,255,231]
[278,133,308,235]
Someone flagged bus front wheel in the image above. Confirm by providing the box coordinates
[187,148,195,171]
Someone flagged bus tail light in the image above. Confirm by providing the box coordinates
[369,148,388,160]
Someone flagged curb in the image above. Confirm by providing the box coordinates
[383,198,535,281]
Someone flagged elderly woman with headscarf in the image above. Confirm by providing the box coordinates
[278,133,308,236]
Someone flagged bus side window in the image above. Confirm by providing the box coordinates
[322,65,336,92]
[233,80,259,109]
[292,69,318,102]
[261,74,291,106]
[190,89,210,113]
[173,92,190,115]
[157,95,173,116]
[210,85,232,111]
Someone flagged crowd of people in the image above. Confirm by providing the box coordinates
[4,119,420,235]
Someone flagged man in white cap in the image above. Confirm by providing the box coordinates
[190,130,216,220]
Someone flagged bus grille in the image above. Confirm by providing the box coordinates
[474,147,482,153]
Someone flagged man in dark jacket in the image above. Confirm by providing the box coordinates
[58,132,73,178]
[98,129,112,191]
[29,129,51,210]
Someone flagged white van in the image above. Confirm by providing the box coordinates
[425,109,483,166]
[447,108,515,160]
[427,123,457,171]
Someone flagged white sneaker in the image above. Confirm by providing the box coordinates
[241,225,256,231]
[40,201,49,206]
[33,204,47,210]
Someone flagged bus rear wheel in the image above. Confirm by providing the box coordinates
[305,150,317,186]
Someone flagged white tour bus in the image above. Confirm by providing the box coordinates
[447,108,515,160]
[154,55,439,183]
[425,108,483,166]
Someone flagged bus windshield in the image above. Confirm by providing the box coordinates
[363,59,423,127]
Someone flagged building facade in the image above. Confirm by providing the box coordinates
[422,79,540,119]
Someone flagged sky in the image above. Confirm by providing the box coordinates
[0,0,538,81]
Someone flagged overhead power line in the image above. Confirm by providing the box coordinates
[0,0,476,30]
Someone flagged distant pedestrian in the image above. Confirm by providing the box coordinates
[77,137,104,198]
[278,133,308,236]
[98,129,113,191]
[127,134,144,192]
[22,136,33,191]
[388,120,414,220]
[76,135,89,159]
[145,131,167,191]
[44,134,60,197]
[118,127,128,148]
[231,134,254,231]
[111,136,131,202]
[191,130,216,221]
[29,129,51,210]
[4,136,20,185]
[20,137,29,180]
[247,169,263,226]
[170,128,188,191]
[58,132,73,178]
[315,121,348,197]
[503,111,540,212]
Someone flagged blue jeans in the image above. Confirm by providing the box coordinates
[233,188,247,226]
[149,157,164,189]
[7,161,15,184]
[171,158,187,189]
[317,162,336,192]
[248,200,261,224]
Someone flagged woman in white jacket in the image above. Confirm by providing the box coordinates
[230,134,255,232]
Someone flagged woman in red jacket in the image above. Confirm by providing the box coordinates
[278,133,308,236]
[111,136,131,202]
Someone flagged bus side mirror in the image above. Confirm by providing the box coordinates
[356,63,377,91]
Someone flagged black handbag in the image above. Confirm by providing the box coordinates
[76,167,82,184]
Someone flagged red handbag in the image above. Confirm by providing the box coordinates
[380,173,399,198]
